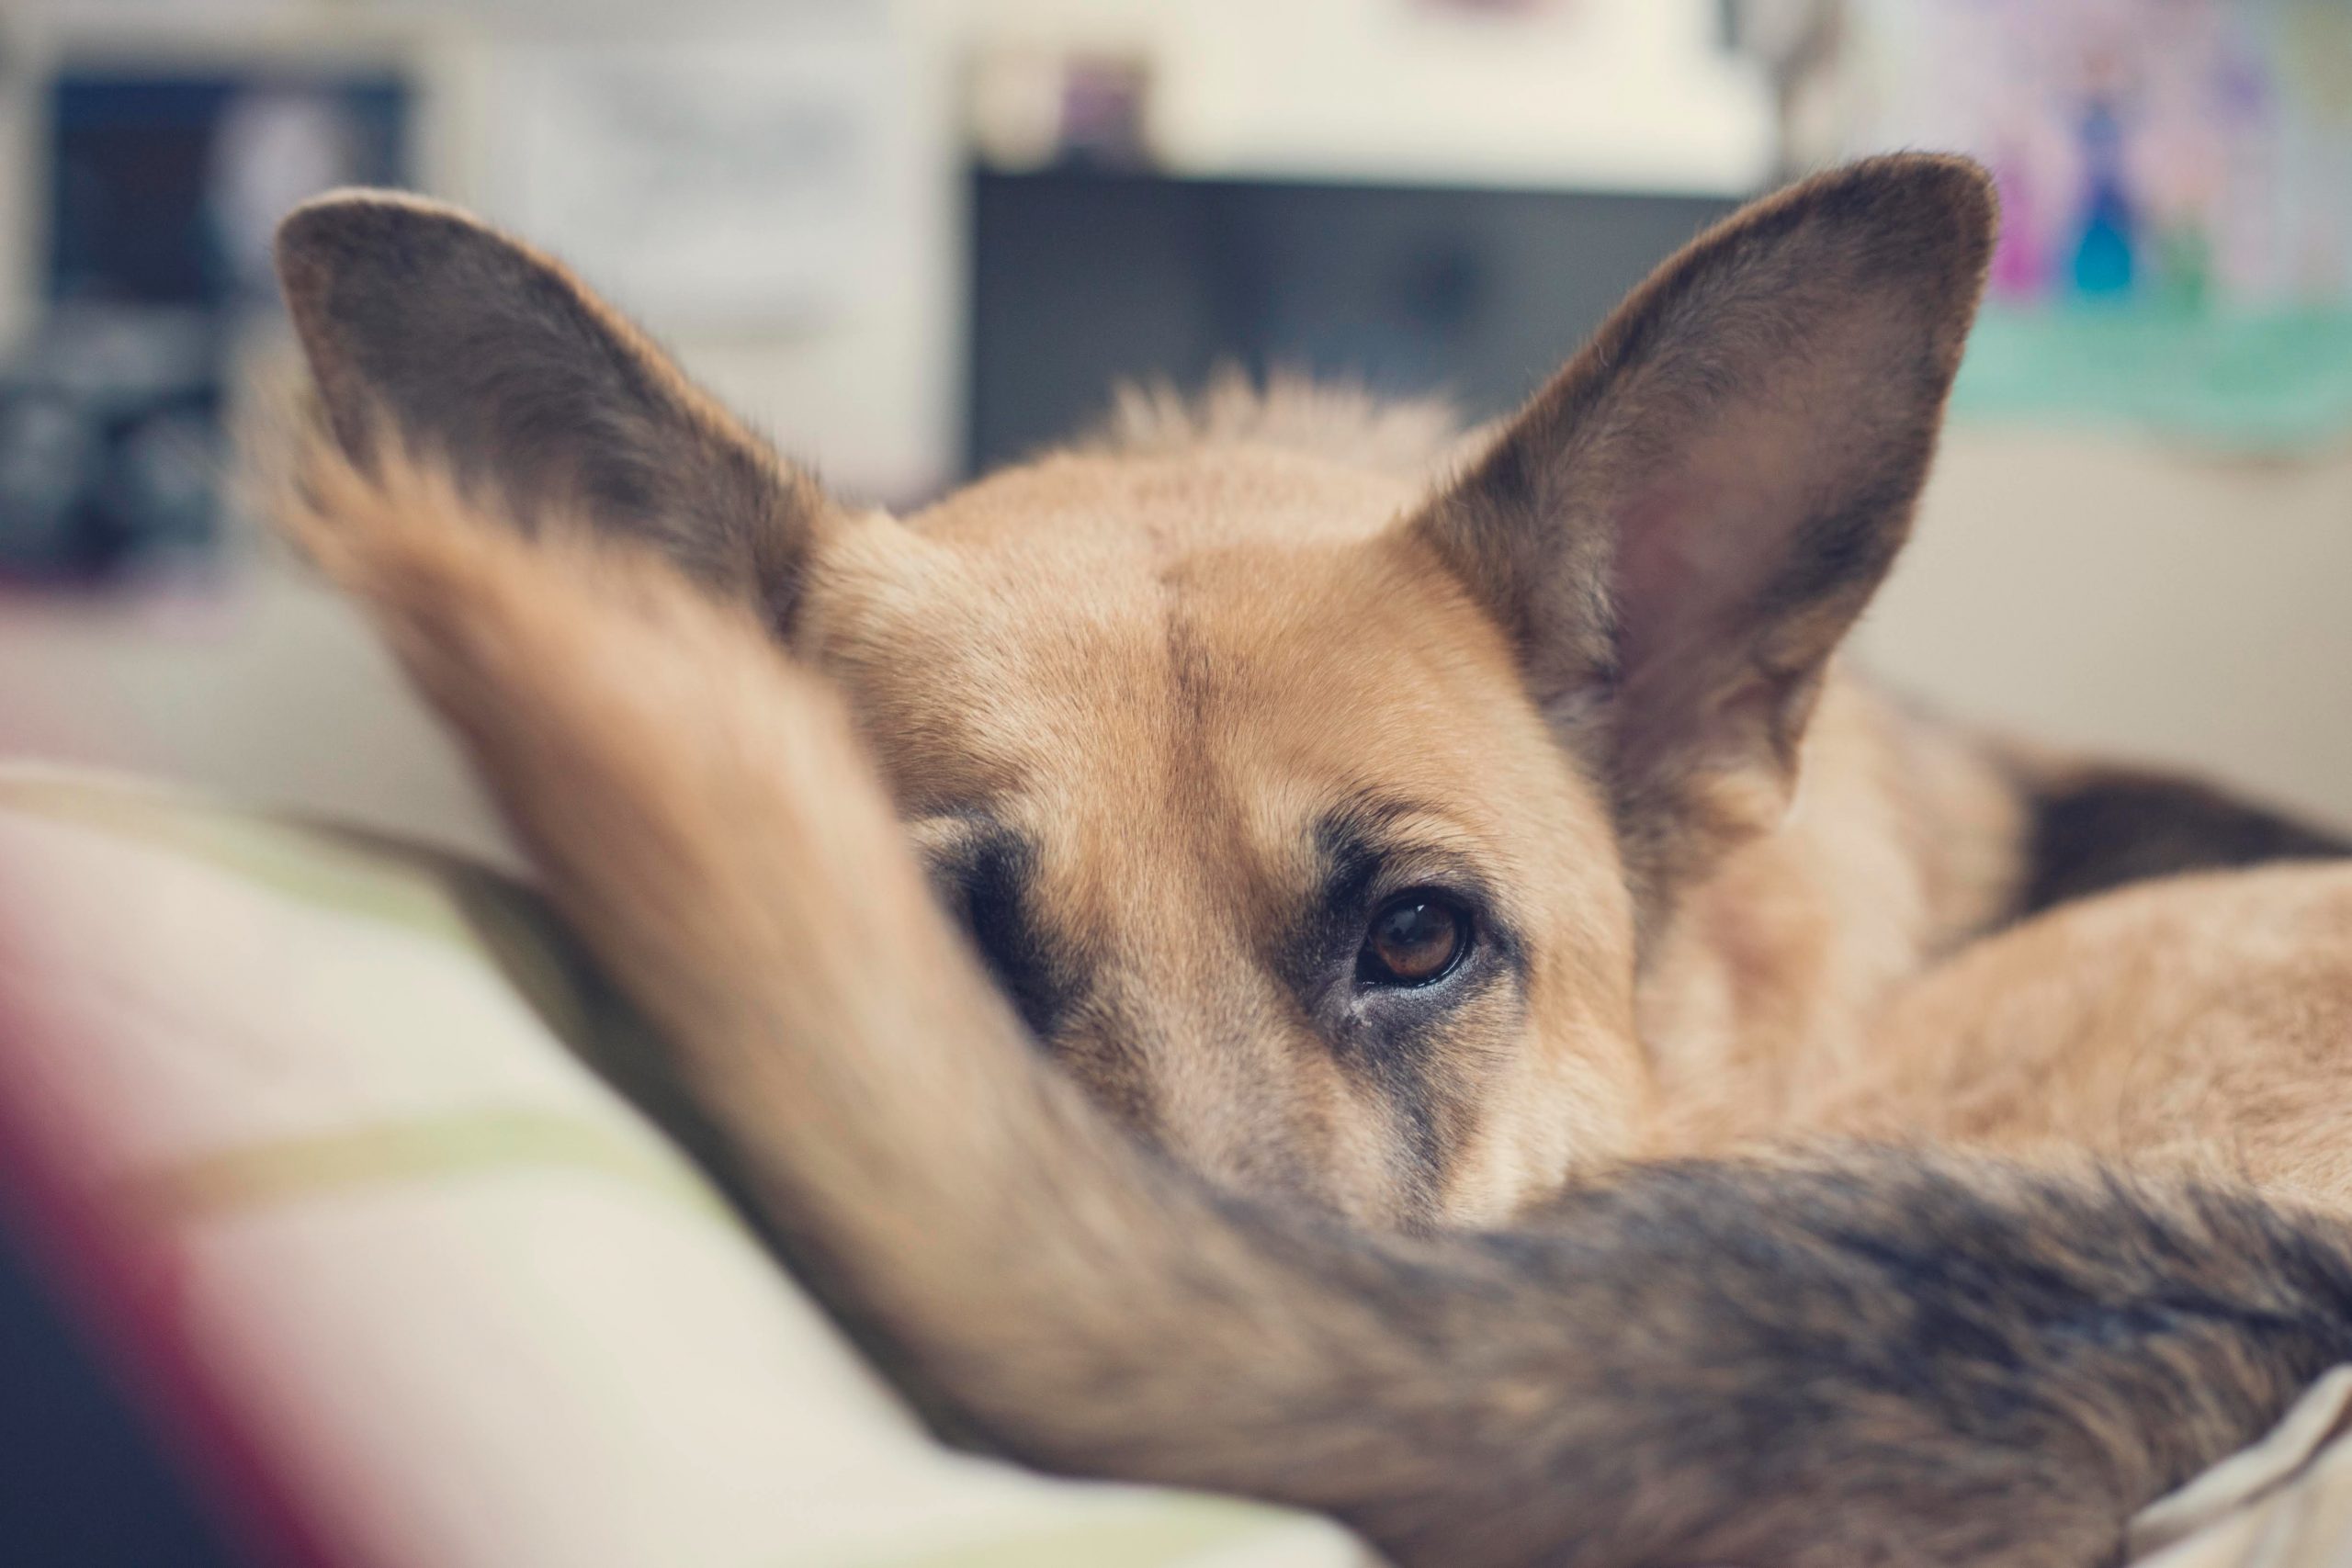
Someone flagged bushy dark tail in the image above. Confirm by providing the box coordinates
[281,442,2352,1568]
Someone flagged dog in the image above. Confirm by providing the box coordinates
[267,155,2352,1565]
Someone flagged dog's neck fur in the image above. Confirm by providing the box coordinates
[1639,677,2028,1147]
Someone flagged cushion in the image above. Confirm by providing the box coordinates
[0,766,1366,1568]
[0,764,2343,1567]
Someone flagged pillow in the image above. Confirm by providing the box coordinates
[0,765,2346,1568]
[0,767,1367,1568]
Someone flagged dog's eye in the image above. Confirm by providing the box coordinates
[1357,892,1469,987]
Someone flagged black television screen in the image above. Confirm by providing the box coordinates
[49,73,408,309]
[0,70,409,583]
[967,165,1737,475]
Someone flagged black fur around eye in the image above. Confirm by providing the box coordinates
[923,818,1077,1041]
[1357,893,1470,987]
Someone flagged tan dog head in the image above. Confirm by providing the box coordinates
[277,156,1993,1229]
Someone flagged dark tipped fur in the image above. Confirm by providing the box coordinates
[1193,1156,2352,1568]
[2018,766,2351,919]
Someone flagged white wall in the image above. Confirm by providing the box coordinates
[0,561,514,861]
[1861,427,2352,830]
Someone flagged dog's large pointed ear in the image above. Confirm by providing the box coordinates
[1406,154,1994,913]
[274,190,835,633]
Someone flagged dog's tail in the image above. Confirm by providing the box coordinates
[279,440,2352,1568]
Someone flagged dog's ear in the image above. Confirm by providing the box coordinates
[1407,154,1994,911]
[274,190,834,634]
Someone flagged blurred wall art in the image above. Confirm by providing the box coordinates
[1778,0,2352,449]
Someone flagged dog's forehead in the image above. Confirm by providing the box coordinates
[807,449,1540,836]
[906,446,1422,551]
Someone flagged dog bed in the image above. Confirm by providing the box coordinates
[0,765,2339,1568]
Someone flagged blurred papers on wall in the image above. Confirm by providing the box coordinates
[1759,0,2352,451]
[481,22,892,331]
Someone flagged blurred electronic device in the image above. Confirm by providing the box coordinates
[0,70,409,583]
[966,165,1736,475]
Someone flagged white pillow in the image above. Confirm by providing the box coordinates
[0,769,1368,1568]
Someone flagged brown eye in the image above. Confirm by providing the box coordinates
[1358,893,1469,987]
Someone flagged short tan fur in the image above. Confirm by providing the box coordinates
[264,157,2352,1565]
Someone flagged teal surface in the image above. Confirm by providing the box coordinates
[1951,303,2352,453]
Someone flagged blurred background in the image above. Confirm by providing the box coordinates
[0,0,2347,864]
[0,2,2347,1561]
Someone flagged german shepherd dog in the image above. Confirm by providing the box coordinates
[268,156,2352,1566]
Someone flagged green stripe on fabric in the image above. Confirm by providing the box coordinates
[446,874,769,1226]
[114,1109,732,1227]
[0,773,473,946]
[835,1499,1319,1568]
